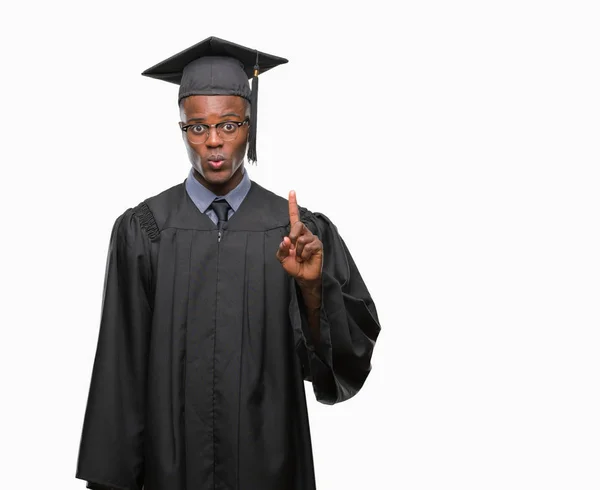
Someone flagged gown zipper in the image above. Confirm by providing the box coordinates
[213,221,222,480]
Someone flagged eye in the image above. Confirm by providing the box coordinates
[220,122,237,134]
[190,124,208,135]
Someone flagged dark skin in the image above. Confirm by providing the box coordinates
[181,95,323,342]
[276,190,324,343]
[180,95,249,196]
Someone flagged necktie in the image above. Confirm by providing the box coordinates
[210,199,231,228]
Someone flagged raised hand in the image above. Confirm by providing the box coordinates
[276,190,323,285]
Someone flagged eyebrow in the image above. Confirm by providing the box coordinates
[187,112,243,123]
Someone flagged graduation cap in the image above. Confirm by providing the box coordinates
[142,36,288,163]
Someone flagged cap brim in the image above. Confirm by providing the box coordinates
[141,36,288,85]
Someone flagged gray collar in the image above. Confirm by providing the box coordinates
[185,166,251,213]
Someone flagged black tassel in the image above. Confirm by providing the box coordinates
[248,51,259,164]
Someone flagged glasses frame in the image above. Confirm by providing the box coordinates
[179,119,250,143]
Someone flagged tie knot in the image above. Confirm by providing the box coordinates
[210,199,231,224]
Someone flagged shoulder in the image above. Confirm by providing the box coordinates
[141,182,185,228]
[249,180,288,209]
[232,181,289,229]
[108,206,150,251]
[298,206,339,238]
[114,181,186,241]
[249,181,339,231]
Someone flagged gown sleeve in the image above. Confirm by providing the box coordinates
[290,209,381,405]
[75,206,154,490]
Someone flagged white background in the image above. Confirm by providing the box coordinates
[1,1,599,489]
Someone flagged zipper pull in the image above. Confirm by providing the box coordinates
[218,230,222,242]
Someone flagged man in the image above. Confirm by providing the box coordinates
[76,36,381,490]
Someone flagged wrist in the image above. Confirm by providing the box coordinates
[297,278,322,310]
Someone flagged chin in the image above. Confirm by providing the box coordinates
[189,154,244,186]
[197,164,241,187]
[204,171,233,185]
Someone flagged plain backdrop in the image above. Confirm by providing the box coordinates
[1,1,599,489]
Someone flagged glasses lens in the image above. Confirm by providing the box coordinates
[186,124,209,144]
[217,122,240,142]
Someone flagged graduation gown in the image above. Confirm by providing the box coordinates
[75,179,381,490]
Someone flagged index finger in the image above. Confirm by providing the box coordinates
[289,190,299,226]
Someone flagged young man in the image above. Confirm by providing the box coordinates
[76,36,381,490]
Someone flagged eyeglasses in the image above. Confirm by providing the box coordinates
[180,119,249,144]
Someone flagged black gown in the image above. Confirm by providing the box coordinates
[75,178,381,490]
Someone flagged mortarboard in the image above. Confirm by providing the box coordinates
[142,36,288,163]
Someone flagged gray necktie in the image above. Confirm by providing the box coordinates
[210,199,231,228]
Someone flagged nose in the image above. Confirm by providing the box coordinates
[205,126,224,148]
